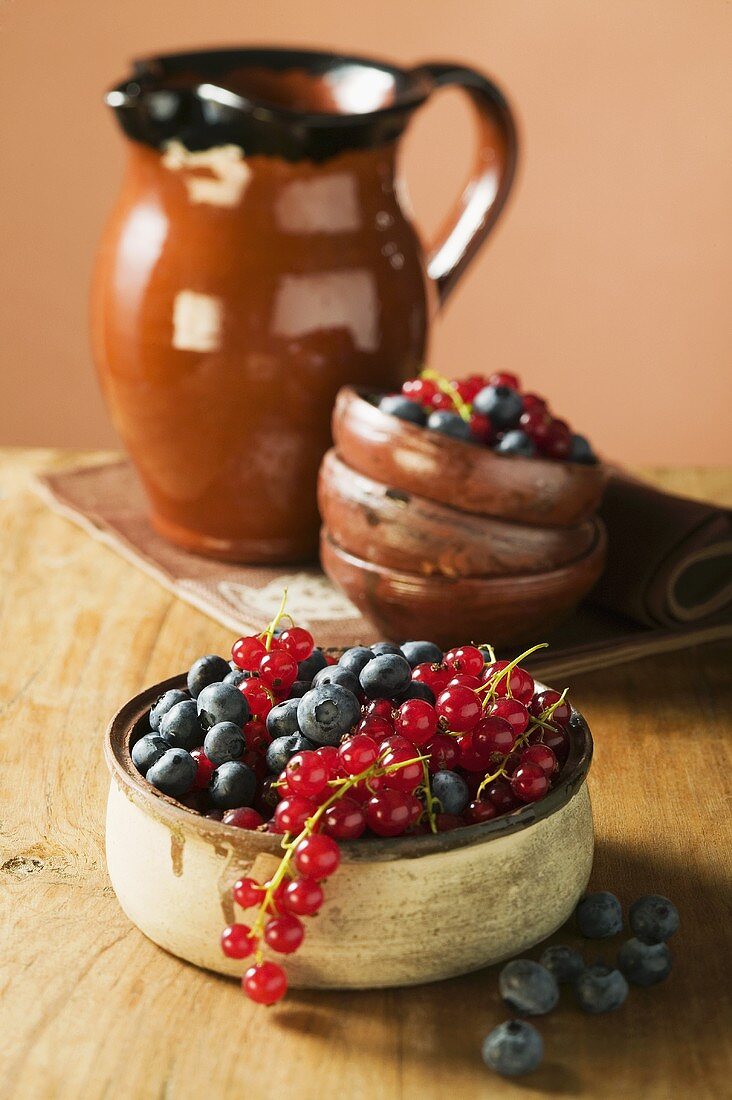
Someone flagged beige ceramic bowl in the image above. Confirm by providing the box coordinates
[105,676,594,989]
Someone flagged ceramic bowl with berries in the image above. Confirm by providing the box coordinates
[318,371,607,648]
[104,600,594,1004]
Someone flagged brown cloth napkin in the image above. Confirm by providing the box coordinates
[593,471,732,628]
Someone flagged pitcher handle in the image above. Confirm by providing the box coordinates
[410,62,518,307]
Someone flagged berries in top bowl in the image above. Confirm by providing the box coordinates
[376,369,598,465]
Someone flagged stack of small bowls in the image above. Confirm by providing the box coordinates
[318,387,607,648]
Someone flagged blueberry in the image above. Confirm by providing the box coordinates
[394,680,435,705]
[628,894,679,944]
[186,654,230,698]
[426,410,473,441]
[297,683,361,746]
[266,698,302,740]
[339,646,375,676]
[574,964,629,1013]
[539,944,585,985]
[432,770,469,815]
[203,721,246,765]
[159,700,203,751]
[400,640,443,668]
[146,747,197,798]
[149,688,189,731]
[196,682,249,730]
[359,653,412,699]
[495,429,536,458]
[265,733,313,774]
[473,384,523,429]
[209,761,257,809]
[288,680,312,698]
[481,1020,543,1077]
[131,733,168,775]
[569,433,597,465]
[313,664,361,696]
[499,959,559,1015]
[297,647,328,682]
[370,642,403,656]
[378,394,427,426]
[617,937,672,987]
[576,891,623,938]
[223,668,252,687]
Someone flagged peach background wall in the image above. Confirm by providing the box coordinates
[1,0,730,463]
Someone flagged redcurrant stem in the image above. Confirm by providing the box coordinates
[420,367,472,422]
[259,588,290,652]
[247,752,428,954]
[476,642,549,703]
[421,761,439,834]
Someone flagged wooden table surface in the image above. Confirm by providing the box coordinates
[1,448,730,1100]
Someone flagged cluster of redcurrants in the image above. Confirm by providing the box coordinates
[378,369,597,463]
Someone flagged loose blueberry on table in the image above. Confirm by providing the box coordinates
[131,593,576,1004]
[375,368,598,463]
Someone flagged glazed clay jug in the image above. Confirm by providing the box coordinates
[92,48,517,562]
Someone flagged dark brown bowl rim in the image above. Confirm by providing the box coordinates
[321,523,607,590]
[340,386,606,481]
[104,674,593,862]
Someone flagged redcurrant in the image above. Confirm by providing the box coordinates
[221,923,255,959]
[264,913,304,954]
[278,626,314,661]
[436,685,481,732]
[294,834,340,879]
[259,649,298,693]
[285,752,328,798]
[242,960,287,1005]
[232,876,262,908]
[394,699,438,746]
[321,797,367,839]
[190,748,214,790]
[231,635,266,671]
[511,761,550,802]
[280,877,323,916]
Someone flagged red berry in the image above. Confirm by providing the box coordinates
[231,635,266,671]
[522,393,548,411]
[223,807,265,830]
[349,772,387,802]
[241,747,268,782]
[338,734,379,775]
[486,777,520,813]
[483,661,535,704]
[468,412,493,444]
[221,923,255,958]
[425,733,460,772]
[280,876,323,916]
[394,699,438,746]
[366,789,419,836]
[381,748,423,793]
[489,371,520,390]
[244,719,271,752]
[436,685,482,733]
[430,390,456,411]
[321,797,367,839]
[402,377,438,404]
[519,406,551,446]
[456,731,494,772]
[278,626,314,661]
[259,649,298,693]
[239,678,275,720]
[285,752,329,798]
[511,761,550,802]
[444,645,485,677]
[357,714,394,741]
[273,795,315,835]
[489,697,529,737]
[232,876,262,908]
[457,374,487,402]
[466,799,498,824]
[314,744,340,778]
[521,743,558,776]
[530,689,572,727]
[294,834,340,879]
[541,418,571,460]
[412,662,451,695]
[264,913,304,954]
[242,960,287,1004]
[530,725,570,765]
[364,698,394,722]
[447,673,482,690]
[190,748,214,789]
[471,715,516,757]
[378,734,416,755]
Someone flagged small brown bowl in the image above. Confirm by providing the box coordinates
[332,387,607,527]
[318,448,598,577]
[320,524,607,648]
[104,676,594,989]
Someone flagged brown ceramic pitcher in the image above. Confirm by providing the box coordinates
[91,48,517,562]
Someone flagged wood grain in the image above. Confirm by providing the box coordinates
[0,447,730,1100]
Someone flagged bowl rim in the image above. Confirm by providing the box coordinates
[104,674,593,862]
[321,523,607,591]
[337,385,607,483]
